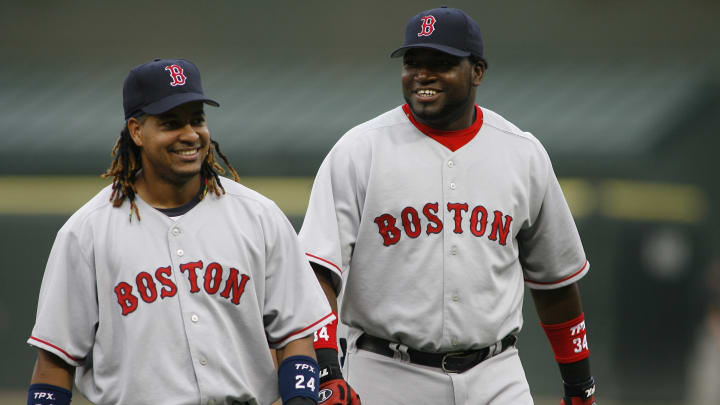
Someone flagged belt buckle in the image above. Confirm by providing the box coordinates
[441,351,465,373]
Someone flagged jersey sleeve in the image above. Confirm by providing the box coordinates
[298,143,362,294]
[262,203,335,348]
[518,143,589,290]
[27,221,99,367]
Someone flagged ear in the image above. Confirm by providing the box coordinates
[127,117,144,147]
[471,62,485,86]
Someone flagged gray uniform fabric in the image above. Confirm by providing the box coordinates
[29,179,334,405]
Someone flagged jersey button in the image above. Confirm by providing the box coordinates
[451,338,458,346]
[449,182,456,190]
[452,295,460,302]
[177,249,184,256]
[191,314,199,323]
[199,357,208,366]
[172,227,181,236]
[450,246,457,255]
[448,160,454,168]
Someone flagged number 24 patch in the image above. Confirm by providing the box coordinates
[295,375,316,391]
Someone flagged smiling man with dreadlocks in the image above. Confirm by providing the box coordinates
[103,108,237,221]
[26,58,334,405]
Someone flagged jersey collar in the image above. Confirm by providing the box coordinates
[402,104,484,152]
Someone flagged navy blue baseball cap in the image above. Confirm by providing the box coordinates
[122,58,219,120]
[390,6,484,59]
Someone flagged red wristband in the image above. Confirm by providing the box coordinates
[541,312,590,364]
[313,311,338,350]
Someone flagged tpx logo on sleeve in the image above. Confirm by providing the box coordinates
[417,15,436,37]
[164,64,187,86]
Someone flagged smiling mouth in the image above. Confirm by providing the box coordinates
[415,88,441,99]
[173,148,200,156]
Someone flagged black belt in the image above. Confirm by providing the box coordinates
[356,333,517,373]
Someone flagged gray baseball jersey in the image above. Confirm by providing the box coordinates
[29,179,334,405]
[299,104,588,353]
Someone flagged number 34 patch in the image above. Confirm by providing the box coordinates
[572,335,588,353]
[314,326,331,342]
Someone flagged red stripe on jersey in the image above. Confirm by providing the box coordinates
[28,336,81,362]
[402,104,484,152]
[268,312,336,344]
[525,260,589,285]
[306,253,343,274]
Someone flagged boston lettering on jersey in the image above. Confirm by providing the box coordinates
[374,202,513,247]
[114,260,250,316]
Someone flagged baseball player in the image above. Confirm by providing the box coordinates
[27,58,334,405]
[299,7,596,405]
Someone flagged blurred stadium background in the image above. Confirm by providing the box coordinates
[1,1,719,404]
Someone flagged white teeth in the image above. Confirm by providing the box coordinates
[176,149,198,156]
[417,89,437,96]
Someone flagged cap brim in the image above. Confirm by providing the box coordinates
[142,92,220,115]
[390,44,471,58]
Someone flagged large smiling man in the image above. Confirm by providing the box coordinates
[299,6,597,405]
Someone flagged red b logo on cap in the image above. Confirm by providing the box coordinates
[418,15,436,37]
[165,65,187,87]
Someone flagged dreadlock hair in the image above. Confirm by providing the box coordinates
[101,116,240,221]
